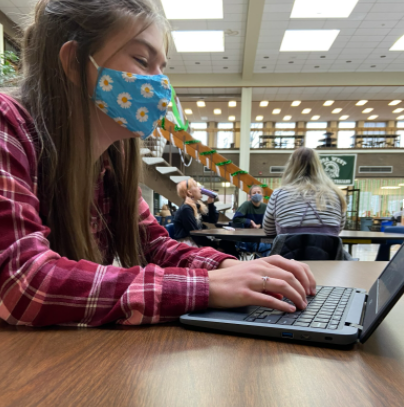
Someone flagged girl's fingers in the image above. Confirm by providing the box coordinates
[248,291,297,313]
[260,256,316,295]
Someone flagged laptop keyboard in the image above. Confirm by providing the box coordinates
[244,285,353,330]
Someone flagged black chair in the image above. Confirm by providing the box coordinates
[161,216,173,226]
[155,215,162,225]
[269,233,351,261]
[165,223,175,238]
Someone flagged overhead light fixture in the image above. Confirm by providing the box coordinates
[283,115,292,121]
[390,34,404,51]
[172,31,224,52]
[197,101,206,107]
[393,108,404,113]
[291,101,301,106]
[168,101,173,107]
[291,0,359,19]
[362,108,373,114]
[399,184,404,186]
[356,100,368,106]
[311,115,320,120]
[381,186,400,190]
[332,108,342,114]
[324,100,334,106]
[161,0,223,19]
[302,108,312,114]
[229,115,236,121]
[397,115,404,120]
[256,115,264,121]
[368,115,378,120]
[214,109,222,115]
[280,30,340,52]
[272,109,281,114]
[185,109,193,115]
[389,100,402,106]
[229,101,237,107]
[221,182,231,187]
[260,101,269,107]
[340,115,349,120]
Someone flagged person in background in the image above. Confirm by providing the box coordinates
[173,178,238,256]
[263,147,347,237]
[232,185,272,257]
[158,204,172,218]
[0,0,316,327]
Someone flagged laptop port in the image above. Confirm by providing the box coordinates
[281,332,294,338]
[325,336,333,341]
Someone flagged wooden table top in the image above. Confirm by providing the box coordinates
[191,228,404,243]
[1,261,404,407]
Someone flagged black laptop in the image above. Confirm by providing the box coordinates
[180,243,404,345]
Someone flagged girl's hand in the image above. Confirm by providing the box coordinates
[207,197,215,204]
[209,256,316,312]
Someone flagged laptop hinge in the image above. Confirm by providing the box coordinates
[346,322,363,331]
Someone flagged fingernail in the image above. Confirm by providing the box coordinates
[289,305,296,312]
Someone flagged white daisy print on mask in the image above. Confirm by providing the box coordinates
[136,107,149,122]
[153,120,159,129]
[133,131,145,138]
[161,78,170,89]
[117,92,132,109]
[96,100,108,113]
[141,83,154,98]
[122,72,136,82]
[157,99,169,111]
[100,75,113,91]
[114,117,128,128]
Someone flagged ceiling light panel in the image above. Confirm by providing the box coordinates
[340,115,349,120]
[260,101,269,107]
[256,116,264,121]
[324,100,334,106]
[229,101,237,107]
[397,115,404,120]
[172,31,224,52]
[311,115,320,120]
[291,101,301,106]
[332,108,342,114]
[214,109,222,115]
[362,108,373,114]
[389,100,402,106]
[291,0,359,19]
[185,109,193,115]
[161,0,223,20]
[283,116,292,121]
[273,109,281,114]
[302,108,312,114]
[393,108,404,113]
[229,116,236,121]
[368,115,378,120]
[356,100,368,106]
[390,35,404,51]
[280,30,340,52]
[197,101,206,107]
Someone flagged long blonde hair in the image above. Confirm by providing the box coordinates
[177,178,207,219]
[19,0,169,267]
[281,147,347,212]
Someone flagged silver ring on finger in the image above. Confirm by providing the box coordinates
[262,276,270,293]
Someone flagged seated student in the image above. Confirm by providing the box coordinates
[232,185,272,257]
[158,204,172,218]
[173,179,238,256]
[0,0,316,327]
[263,147,347,237]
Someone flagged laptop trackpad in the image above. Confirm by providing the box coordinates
[189,306,259,321]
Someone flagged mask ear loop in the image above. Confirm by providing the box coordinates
[88,56,101,101]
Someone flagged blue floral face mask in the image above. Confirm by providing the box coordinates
[89,56,172,140]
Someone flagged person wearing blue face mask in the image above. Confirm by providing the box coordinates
[232,186,272,257]
[0,0,315,327]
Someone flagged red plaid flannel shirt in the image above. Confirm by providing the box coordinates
[0,93,234,327]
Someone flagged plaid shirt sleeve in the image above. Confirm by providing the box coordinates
[0,94,235,327]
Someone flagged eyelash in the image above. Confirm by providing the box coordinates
[135,58,148,68]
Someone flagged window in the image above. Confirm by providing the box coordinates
[364,122,386,135]
[190,122,208,145]
[217,122,234,149]
[397,121,404,147]
[274,122,296,148]
[338,121,355,149]
[363,122,386,147]
[250,122,263,148]
[305,122,327,148]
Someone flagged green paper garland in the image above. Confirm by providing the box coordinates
[231,170,248,176]
[184,140,201,145]
[215,160,232,167]
[200,150,217,156]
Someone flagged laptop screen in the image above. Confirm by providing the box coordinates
[360,243,404,343]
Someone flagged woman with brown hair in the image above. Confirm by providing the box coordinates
[0,0,315,327]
